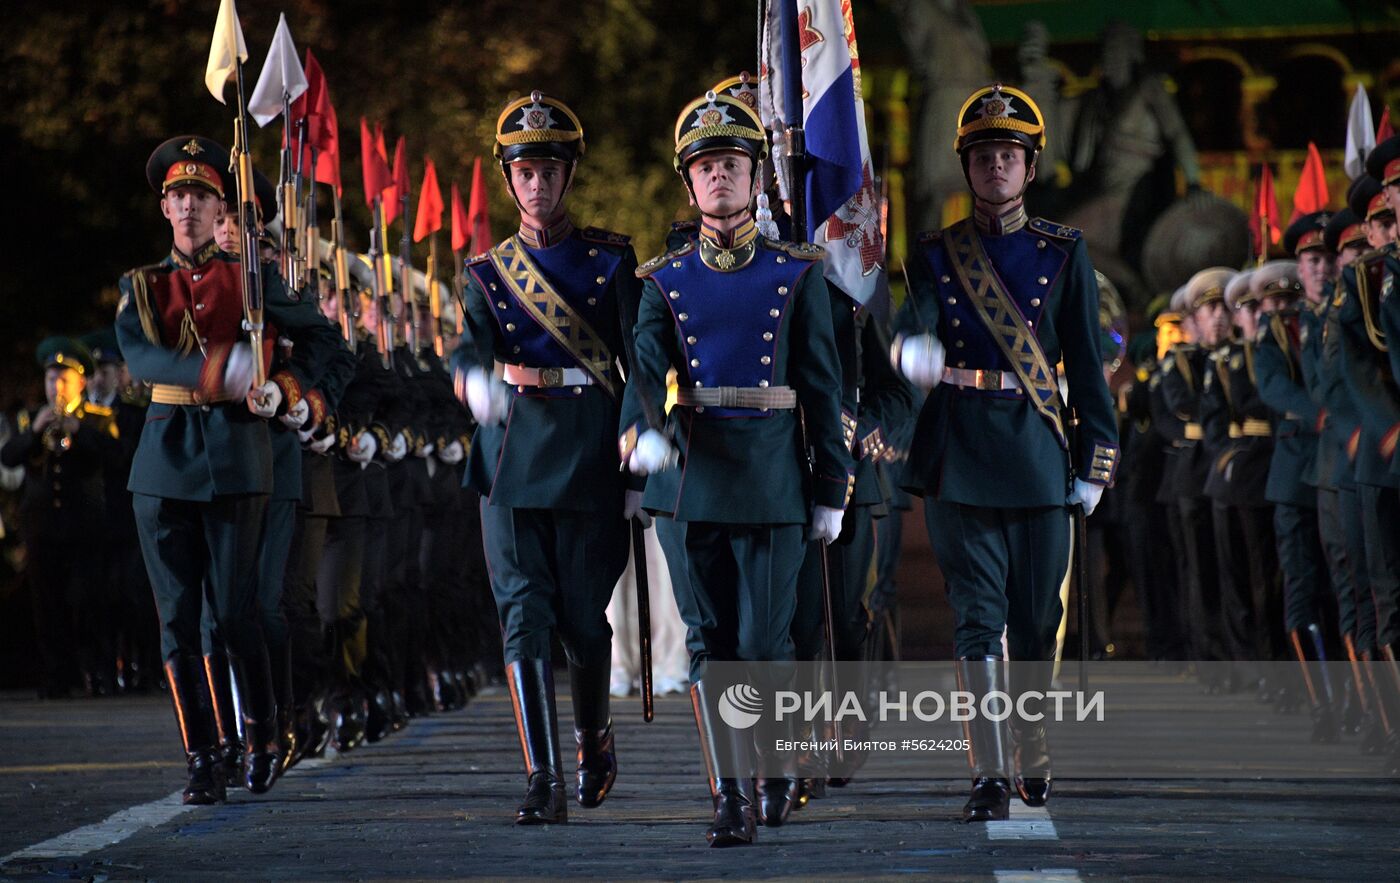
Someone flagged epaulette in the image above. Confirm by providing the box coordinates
[122,262,167,284]
[580,226,631,246]
[636,242,695,278]
[670,220,699,233]
[84,402,113,418]
[1029,217,1082,240]
[761,239,825,260]
[918,229,943,243]
[465,250,492,267]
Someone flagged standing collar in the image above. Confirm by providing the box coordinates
[972,201,1028,236]
[170,239,223,269]
[517,215,574,249]
[699,216,758,250]
[698,215,759,272]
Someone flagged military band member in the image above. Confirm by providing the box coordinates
[452,92,637,824]
[115,135,343,803]
[890,85,1117,822]
[1,339,117,699]
[620,90,851,846]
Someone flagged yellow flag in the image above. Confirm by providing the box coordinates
[205,0,248,104]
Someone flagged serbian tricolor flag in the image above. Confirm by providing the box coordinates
[760,0,882,304]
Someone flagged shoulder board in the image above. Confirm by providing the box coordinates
[579,226,631,246]
[917,229,943,243]
[465,251,492,267]
[1029,217,1083,240]
[762,239,825,260]
[84,402,113,418]
[122,262,167,283]
[636,242,695,278]
[670,220,699,233]
[1357,246,1391,270]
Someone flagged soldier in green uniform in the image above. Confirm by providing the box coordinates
[620,90,851,847]
[1254,222,1347,738]
[115,135,344,803]
[890,85,1117,822]
[1,339,118,699]
[451,92,638,825]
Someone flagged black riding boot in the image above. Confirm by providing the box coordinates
[167,654,225,805]
[754,714,799,827]
[691,680,756,847]
[507,659,567,824]
[569,660,617,808]
[1289,624,1340,743]
[957,656,1012,822]
[229,646,280,794]
[203,650,243,788]
[1009,660,1053,807]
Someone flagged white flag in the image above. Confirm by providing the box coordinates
[204,0,248,105]
[248,14,308,126]
[1344,84,1375,181]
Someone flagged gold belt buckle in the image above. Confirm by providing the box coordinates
[539,367,564,388]
[974,369,1000,391]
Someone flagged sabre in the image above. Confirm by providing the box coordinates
[631,518,655,723]
[1069,406,1090,694]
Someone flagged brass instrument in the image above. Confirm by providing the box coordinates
[42,393,79,452]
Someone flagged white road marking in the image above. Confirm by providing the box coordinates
[986,804,1059,840]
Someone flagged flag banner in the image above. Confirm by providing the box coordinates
[1290,142,1329,222]
[360,117,392,210]
[761,0,883,304]
[1344,84,1375,181]
[204,0,248,104]
[290,49,341,195]
[451,180,469,253]
[1377,106,1394,144]
[1250,163,1280,258]
[414,157,444,243]
[467,156,493,254]
[247,12,307,126]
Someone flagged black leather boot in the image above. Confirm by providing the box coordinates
[1289,625,1340,743]
[507,659,567,824]
[753,715,798,827]
[229,648,280,794]
[569,661,617,808]
[166,655,226,806]
[268,637,298,775]
[691,681,756,847]
[203,651,244,788]
[957,656,1012,823]
[1009,661,1053,807]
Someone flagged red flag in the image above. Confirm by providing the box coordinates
[466,156,493,253]
[383,136,407,224]
[1290,142,1329,222]
[450,181,469,253]
[359,117,391,210]
[287,49,340,195]
[414,157,444,243]
[1379,107,1394,143]
[1249,163,1280,259]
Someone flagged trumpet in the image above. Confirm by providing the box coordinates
[41,393,79,453]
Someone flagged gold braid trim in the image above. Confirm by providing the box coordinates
[127,269,162,346]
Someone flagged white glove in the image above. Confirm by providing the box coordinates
[439,440,465,465]
[279,397,309,429]
[309,432,337,454]
[628,429,678,475]
[808,505,845,545]
[385,432,409,462]
[246,380,282,418]
[416,441,434,458]
[348,431,377,464]
[623,489,652,527]
[223,342,255,400]
[1067,478,1105,517]
[459,366,510,427]
[898,333,945,389]
[298,428,315,444]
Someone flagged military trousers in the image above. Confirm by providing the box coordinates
[923,501,1069,661]
[1125,498,1186,659]
[1358,484,1400,648]
[792,505,875,663]
[1335,486,1378,653]
[479,501,627,669]
[1317,487,1360,644]
[1178,496,1225,663]
[1274,502,1327,633]
[133,493,268,664]
[656,518,806,683]
[1213,501,1280,661]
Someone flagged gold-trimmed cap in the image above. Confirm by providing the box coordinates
[954,83,1046,155]
[494,91,585,164]
[1247,260,1302,304]
[711,72,761,113]
[1184,266,1236,312]
[673,90,768,172]
[146,135,229,198]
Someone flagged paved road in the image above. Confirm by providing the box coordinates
[1,686,1396,880]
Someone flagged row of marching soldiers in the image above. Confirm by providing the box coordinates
[1122,137,1400,775]
[3,133,504,802]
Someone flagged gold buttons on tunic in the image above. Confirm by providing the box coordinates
[1037,276,1048,285]
[669,290,681,300]
[763,332,773,341]
[678,312,689,321]
[672,261,683,268]
[777,286,788,295]
[596,276,606,285]
[758,379,769,387]
[760,355,771,365]
[769,308,780,318]
[490,283,498,291]
[951,318,960,327]
[498,301,508,309]
[588,248,599,257]
[505,323,516,332]
[1037,240,1047,249]
[686,336,697,345]
[587,297,597,306]
[776,256,787,264]
[691,358,700,367]
[947,297,957,305]
[940,275,950,283]
[1031,297,1041,307]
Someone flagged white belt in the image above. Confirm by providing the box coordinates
[942,366,1021,392]
[497,362,594,389]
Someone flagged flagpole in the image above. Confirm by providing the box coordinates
[232,56,267,387]
[778,0,807,244]
[427,231,444,358]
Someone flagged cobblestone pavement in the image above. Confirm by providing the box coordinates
[1,685,1397,880]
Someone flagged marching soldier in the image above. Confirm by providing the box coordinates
[452,92,638,824]
[115,135,343,803]
[890,85,1117,821]
[620,89,851,846]
[1,339,118,699]
[1254,225,1343,739]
